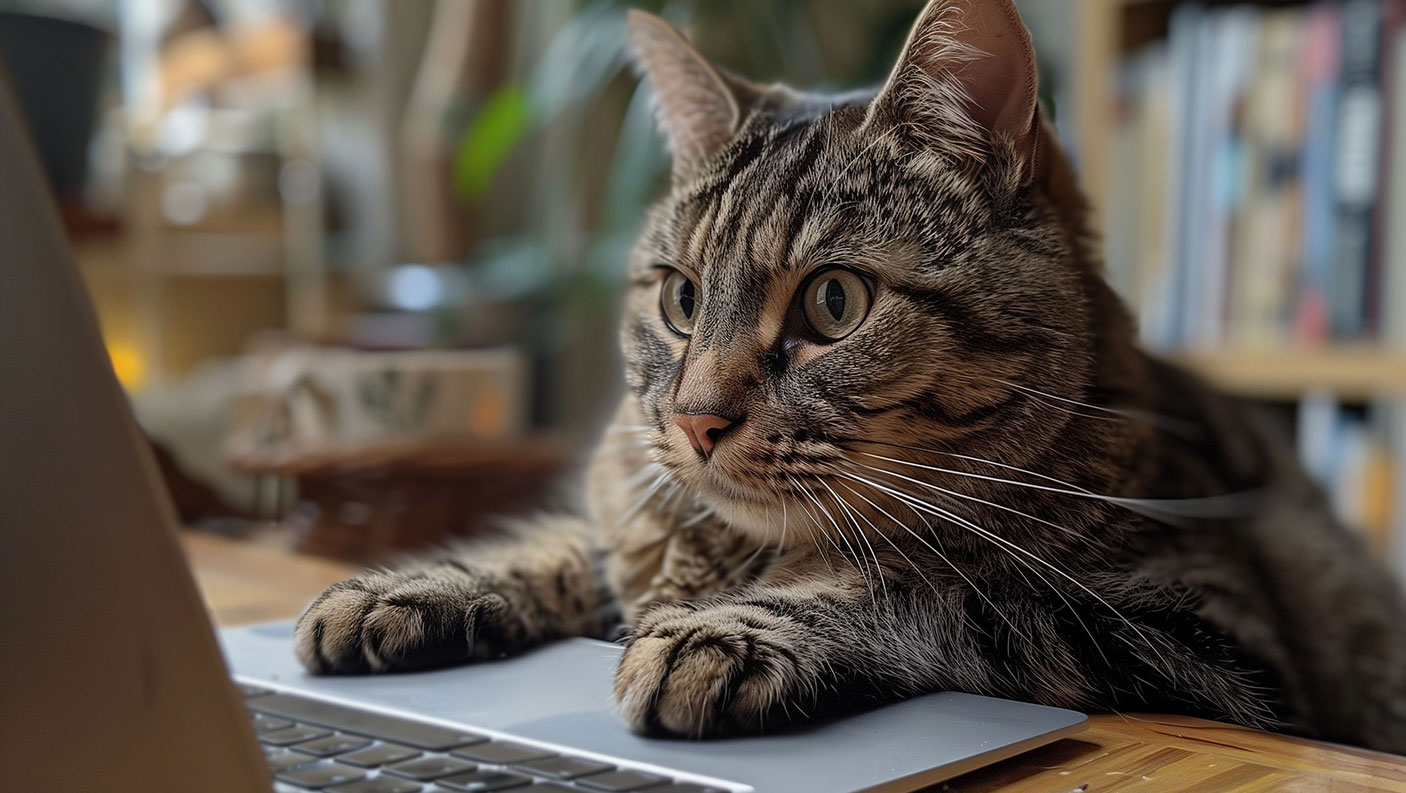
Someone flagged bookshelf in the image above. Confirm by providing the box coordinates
[1071,0,1406,402]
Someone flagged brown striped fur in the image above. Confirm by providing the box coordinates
[295,0,1406,752]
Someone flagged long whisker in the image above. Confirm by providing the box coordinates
[844,463,1111,665]
[848,449,1258,523]
[839,438,1099,495]
[614,466,670,528]
[848,456,1085,541]
[834,479,1028,640]
[997,380,1204,438]
[605,424,655,434]
[798,476,875,596]
[785,475,838,575]
[834,475,1034,644]
[820,479,889,602]
[680,507,715,528]
[837,465,1159,660]
[778,488,790,552]
[597,440,655,454]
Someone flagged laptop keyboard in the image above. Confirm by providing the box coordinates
[240,684,730,793]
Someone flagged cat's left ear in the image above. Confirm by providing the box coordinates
[627,9,761,181]
[866,0,1041,180]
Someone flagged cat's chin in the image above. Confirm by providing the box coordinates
[698,487,798,548]
[708,498,782,539]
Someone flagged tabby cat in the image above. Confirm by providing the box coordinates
[295,0,1406,753]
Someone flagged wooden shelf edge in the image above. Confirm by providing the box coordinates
[1164,347,1406,400]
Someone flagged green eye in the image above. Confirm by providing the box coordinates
[661,269,698,336]
[801,269,870,341]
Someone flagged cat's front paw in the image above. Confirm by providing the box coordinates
[613,602,810,737]
[294,566,511,674]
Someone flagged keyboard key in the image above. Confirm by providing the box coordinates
[327,778,424,793]
[260,724,334,746]
[451,742,556,765]
[513,756,612,780]
[643,785,729,793]
[383,755,478,780]
[248,693,488,750]
[437,769,534,791]
[238,683,271,697]
[296,734,374,757]
[511,786,576,792]
[339,742,422,768]
[273,783,305,793]
[576,769,670,791]
[265,748,319,773]
[253,713,295,733]
[275,760,366,789]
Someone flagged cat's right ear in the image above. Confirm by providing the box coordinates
[865,0,1041,179]
[627,9,759,181]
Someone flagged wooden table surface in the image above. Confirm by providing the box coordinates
[182,531,1406,793]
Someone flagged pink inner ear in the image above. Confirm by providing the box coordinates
[952,1,1039,143]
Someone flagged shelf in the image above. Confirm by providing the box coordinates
[1166,347,1406,401]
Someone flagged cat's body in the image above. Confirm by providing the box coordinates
[295,1,1406,753]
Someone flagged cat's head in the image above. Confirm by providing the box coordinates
[621,0,1136,542]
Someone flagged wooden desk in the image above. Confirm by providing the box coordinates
[181,531,1406,792]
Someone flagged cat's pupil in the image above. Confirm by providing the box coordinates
[824,278,845,321]
[678,279,696,319]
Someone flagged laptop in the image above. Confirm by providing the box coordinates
[0,71,1085,793]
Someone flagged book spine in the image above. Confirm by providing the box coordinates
[1382,5,1406,347]
[1331,0,1385,340]
[1296,4,1341,344]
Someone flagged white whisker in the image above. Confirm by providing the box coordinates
[997,380,1204,437]
[820,478,888,602]
[849,450,1257,523]
[849,459,1082,540]
[833,477,1032,644]
[838,465,1158,662]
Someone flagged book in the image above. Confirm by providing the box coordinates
[1330,0,1385,340]
[1383,8,1406,348]
[1296,4,1341,345]
[1231,11,1305,347]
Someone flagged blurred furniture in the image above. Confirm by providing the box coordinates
[182,530,1406,791]
[228,436,567,563]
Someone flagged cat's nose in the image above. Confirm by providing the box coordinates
[674,412,736,458]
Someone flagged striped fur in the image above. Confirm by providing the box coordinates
[295,0,1406,752]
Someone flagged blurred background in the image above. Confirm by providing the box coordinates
[3,0,1404,581]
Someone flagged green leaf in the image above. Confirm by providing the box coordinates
[453,83,533,202]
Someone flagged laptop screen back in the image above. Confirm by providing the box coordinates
[0,69,268,793]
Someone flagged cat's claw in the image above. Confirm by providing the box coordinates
[294,569,511,674]
[613,602,809,737]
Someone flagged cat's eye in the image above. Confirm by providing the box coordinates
[660,269,699,336]
[801,269,870,341]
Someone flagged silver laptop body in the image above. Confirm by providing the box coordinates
[0,70,1085,793]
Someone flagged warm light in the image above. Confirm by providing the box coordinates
[107,341,146,390]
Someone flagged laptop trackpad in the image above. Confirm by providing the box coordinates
[223,622,1085,792]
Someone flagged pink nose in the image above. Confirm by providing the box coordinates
[674,412,735,458]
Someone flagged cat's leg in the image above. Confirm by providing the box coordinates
[294,515,617,674]
[612,565,948,737]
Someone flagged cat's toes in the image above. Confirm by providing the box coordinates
[294,570,511,674]
[613,603,808,737]
[294,580,379,673]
